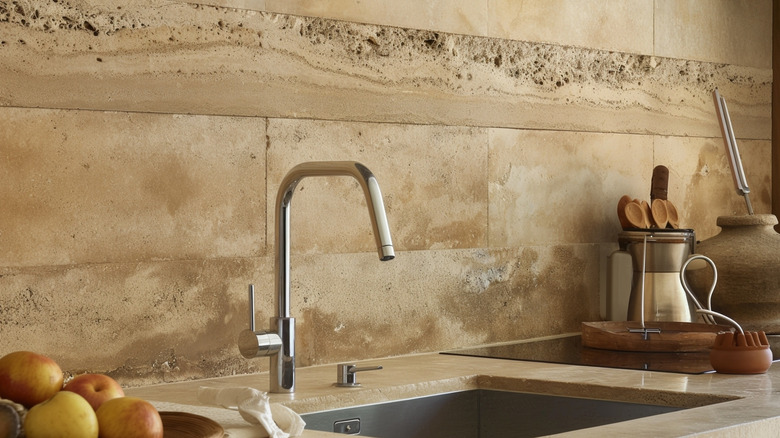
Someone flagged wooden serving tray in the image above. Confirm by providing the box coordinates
[582,321,732,352]
[580,347,713,373]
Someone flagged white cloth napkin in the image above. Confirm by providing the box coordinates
[196,386,305,438]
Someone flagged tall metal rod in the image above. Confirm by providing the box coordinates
[713,88,754,215]
[640,234,647,329]
[628,234,660,339]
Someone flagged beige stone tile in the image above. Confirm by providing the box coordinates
[488,0,654,55]
[186,0,267,11]
[654,0,772,68]
[0,5,770,139]
[489,129,654,247]
[266,119,488,253]
[654,136,772,241]
[184,0,489,36]
[0,108,265,267]
[289,246,600,367]
[0,257,270,386]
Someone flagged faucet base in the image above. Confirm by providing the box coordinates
[270,317,295,393]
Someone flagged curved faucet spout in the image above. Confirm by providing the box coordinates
[275,161,395,318]
[270,161,394,393]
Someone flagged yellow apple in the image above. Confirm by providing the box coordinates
[24,391,99,438]
[96,396,163,438]
[63,373,125,411]
[0,351,64,408]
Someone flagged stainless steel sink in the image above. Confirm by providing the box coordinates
[301,389,686,437]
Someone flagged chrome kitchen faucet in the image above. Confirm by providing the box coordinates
[239,161,395,393]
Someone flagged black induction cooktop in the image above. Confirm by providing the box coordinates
[442,334,780,374]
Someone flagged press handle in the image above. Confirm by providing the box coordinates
[680,255,719,325]
[336,363,383,387]
[238,284,282,358]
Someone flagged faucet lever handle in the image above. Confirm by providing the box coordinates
[248,284,256,331]
[238,284,283,359]
[336,363,383,387]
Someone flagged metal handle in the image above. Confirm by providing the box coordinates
[680,255,718,325]
[336,363,383,387]
[627,235,661,339]
[713,88,753,214]
[238,284,282,359]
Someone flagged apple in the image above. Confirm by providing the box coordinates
[96,396,163,438]
[63,373,125,411]
[24,390,99,438]
[0,351,64,408]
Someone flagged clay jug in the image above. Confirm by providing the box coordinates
[688,214,780,334]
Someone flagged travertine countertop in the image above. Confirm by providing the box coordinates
[126,341,780,437]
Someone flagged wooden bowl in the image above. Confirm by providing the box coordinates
[160,412,224,438]
[710,331,773,374]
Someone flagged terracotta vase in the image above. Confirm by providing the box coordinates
[689,214,780,334]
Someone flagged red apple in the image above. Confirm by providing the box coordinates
[0,351,64,408]
[96,396,163,438]
[63,373,125,411]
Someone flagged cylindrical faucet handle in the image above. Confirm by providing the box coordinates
[336,363,383,387]
[238,329,282,358]
[237,283,283,359]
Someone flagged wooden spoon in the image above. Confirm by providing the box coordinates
[640,200,652,228]
[665,200,680,229]
[651,198,668,228]
[617,195,632,229]
[624,202,645,229]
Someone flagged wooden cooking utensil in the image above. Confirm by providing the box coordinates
[617,195,632,229]
[650,165,669,201]
[665,200,680,228]
[624,202,645,228]
[650,199,668,228]
[640,200,652,228]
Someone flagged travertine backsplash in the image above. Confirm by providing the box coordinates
[0,0,772,386]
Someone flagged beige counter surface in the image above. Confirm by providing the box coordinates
[126,343,780,437]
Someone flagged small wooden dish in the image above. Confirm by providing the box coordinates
[582,321,731,352]
[160,411,224,438]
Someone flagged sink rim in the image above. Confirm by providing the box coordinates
[291,374,739,417]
